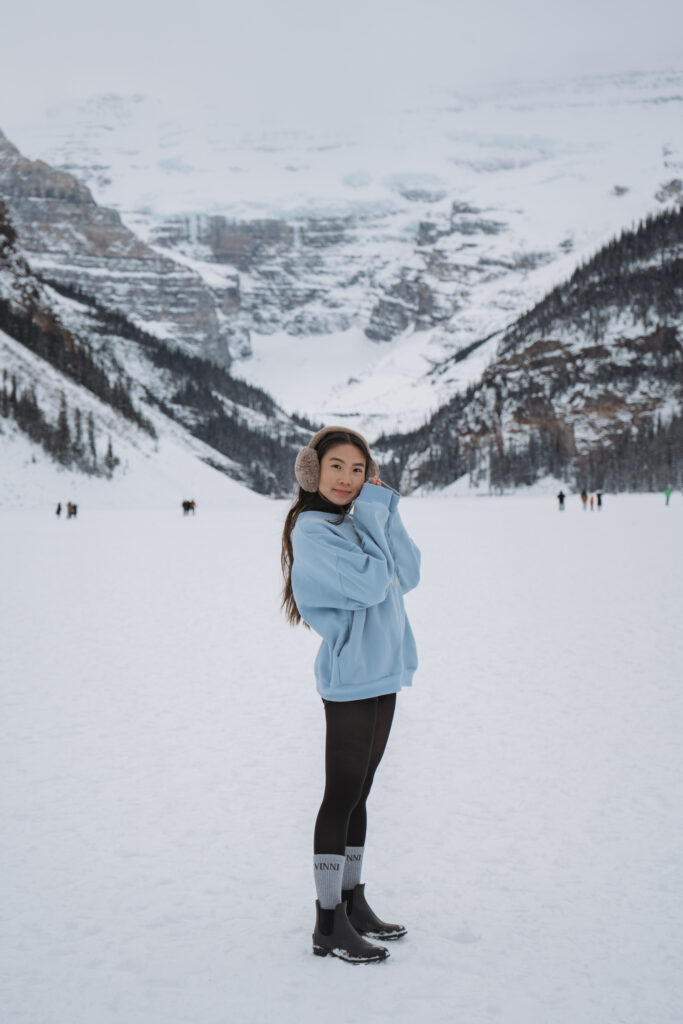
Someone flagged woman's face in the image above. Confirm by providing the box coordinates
[318,443,367,504]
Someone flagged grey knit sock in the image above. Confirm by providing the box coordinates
[313,854,346,909]
[342,846,364,890]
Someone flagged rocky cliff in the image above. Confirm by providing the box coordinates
[0,131,246,366]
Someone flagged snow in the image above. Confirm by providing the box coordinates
[6,73,681,227]
[230,323,502,437]
[2,491,681,1023]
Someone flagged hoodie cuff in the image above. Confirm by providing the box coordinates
[382,481,401,511]
[377,480,401,510]
[357,481,393,507]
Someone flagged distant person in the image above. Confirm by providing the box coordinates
[580,489,588,510]
[596,492,603,510]
[665,487,672,506]
[282,426,420,963]
[557,490,565,511]
[590,495,594,511]
[56,503,62,517]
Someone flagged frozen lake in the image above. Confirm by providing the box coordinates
[1,492,681,1024]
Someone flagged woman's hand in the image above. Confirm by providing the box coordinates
[369,476,382,486]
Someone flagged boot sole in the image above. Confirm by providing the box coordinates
[313,944,389,963]
[361,928,407,941]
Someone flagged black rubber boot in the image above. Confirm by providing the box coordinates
[312,901,390,963]
[342,883,407,940]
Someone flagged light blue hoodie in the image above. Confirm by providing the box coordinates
[291,481,421,701]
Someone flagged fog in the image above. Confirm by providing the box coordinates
[1,0,681,132]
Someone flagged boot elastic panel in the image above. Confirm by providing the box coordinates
[343,884,407,940]
[312,901,390,963]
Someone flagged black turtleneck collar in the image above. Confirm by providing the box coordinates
[307,491,351,515]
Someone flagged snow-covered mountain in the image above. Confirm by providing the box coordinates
[4,70,682,434]
[1,70,682,502]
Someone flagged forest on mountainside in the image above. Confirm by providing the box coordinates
[376,208,683,494]
[501,207,683,350]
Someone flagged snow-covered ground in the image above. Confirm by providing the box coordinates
[1,491,681,1024]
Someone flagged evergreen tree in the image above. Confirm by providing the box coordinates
[73,407,83,456]
[54,394,71,465]
[103,438,119,476]
[87,413,97,467]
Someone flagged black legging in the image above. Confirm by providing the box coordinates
[313,693,396,855]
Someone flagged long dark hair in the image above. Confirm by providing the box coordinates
[281,431,371,626]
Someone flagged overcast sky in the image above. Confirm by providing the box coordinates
[1,0,682,131]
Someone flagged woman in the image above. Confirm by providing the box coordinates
[281,426,421,963]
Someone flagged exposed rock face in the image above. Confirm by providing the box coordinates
[148,211,365,338]
[363,200,546,344]
[143,193,555,348]
[0,131,243,365]
[466,325,681,459]
[153,215,295,272]
[365,271,451,341]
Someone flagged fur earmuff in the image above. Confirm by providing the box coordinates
[294,426,379,492]
[294,445,323,492]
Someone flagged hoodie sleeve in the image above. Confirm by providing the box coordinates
[347,481,420,594]
[358,483,421,598]
[373,482,421,595]
[292,487,396,611]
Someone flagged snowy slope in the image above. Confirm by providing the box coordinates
[0,296,257,510]
[1,493,682,1024]
[0,322,260,510]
